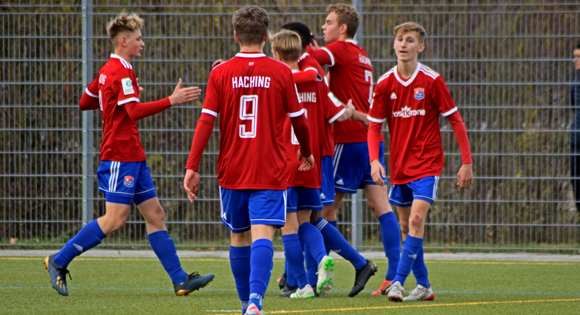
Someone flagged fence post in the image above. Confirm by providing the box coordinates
[349,0,364,252]
[81,0,94,226]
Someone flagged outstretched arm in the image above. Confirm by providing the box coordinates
[184,112,216,201]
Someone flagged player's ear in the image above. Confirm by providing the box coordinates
[418,42,425,53]
[234,31,240,43]
[262,30,268,43]
[340,24,347,36]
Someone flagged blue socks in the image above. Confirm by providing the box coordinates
[378,212,401,281]
[303,243,319,287]
[393,235,422,286]
[282,234,308,288]
[412,246,429,288]
[148,230,188,284]
[328,220,338,228]
[249,239,273,310]
[54,220,106,267]
[315,217,366,270]
[230,245,251,313]
[298,222,327,265]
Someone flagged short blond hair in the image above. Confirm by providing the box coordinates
[107,13,143,44]
[270,30,302,62]
[394,22,426,43]
[327,4,360,38]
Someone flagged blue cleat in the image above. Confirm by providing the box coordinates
[173,271,215,296]
[43,254,71,296]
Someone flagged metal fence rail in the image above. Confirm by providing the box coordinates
[1,0,579,251]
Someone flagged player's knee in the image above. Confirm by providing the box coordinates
[410,214,423,227]
[153,206,166,223]
[399,221,409,235]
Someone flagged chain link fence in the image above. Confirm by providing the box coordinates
[1,0,579,251]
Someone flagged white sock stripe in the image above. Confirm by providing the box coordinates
[316,219,328,230]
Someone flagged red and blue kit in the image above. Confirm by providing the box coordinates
[81,54,171,205]
[368,63,472,204]
[186,53,311,231]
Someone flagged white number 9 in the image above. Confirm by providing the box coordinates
[239,95,258,138]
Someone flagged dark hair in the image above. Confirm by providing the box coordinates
[282,22,315,50]
[577,43,580,50]
[232,6,269,46]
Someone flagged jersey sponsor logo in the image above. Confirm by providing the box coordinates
[121,78,135,95]
[99,74,107,85]
[393,106,426,118]
[232,76,271,89]
[359,54,372,66]
[336,178,344,185]
[414,88,425,100]
[391,92,397,100]
[123,175,135,187]
[297,92,317,103]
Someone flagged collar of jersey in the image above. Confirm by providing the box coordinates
[298,52,309,62]
[110,54,131,65]
[345,39,358,45]
[394,62,422,87]
[235,52,266,58]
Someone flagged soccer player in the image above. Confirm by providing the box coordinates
[279,21,378,297]
[307,4,401,296]
[367,22,473,302]
[43,13,215,297]
[271,29,357,299]
[183,7,313,315]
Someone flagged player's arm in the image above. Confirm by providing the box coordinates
[79,76,100,111]
[434,77,473,189]
[125,79,201,121]
[367,85,388,186]
[183,75,220,202]
[284,74,313,170]
[325,91,353,122]
[292,67,319,84]
[306,44,334,66]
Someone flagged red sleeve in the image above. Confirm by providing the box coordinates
[124,98,172,121]
[114,68,140,107]
[446,111,473,164]
[368,121,383,162]
[367,80,389,123]
[323,84,346,123]
[306,45,333,66]
[293,69,318,84]
[185,113,216,171]
[283,70,304,117]
[79,76,100,111]
[290,114,311,158]
[432,76,457,116]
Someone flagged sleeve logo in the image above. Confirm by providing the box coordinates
[121,78,135,95]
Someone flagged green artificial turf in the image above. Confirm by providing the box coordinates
[1,257,579,314]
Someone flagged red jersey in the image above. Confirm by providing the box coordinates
[318,40,373,143]
[368,63,459,184]
[297,53,335,157]
[201,53,304,190]
[285,69,345,188]
[86,54,145,162]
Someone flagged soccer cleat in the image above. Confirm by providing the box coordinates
[387,281,405,302]
[403,284,435,302]
[278,283,298,297]
[43,254,71,296]
[316,255,334,296]
[348,259,377,297]
[244,303,262,315]
[371,279,393,296]
[277,273,287,290]
[290,284,315,299]
[173,271,215,296]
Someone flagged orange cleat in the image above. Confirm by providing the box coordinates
[371,279,392,295]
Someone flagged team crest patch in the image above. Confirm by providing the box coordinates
[414,88,425,100]
[124,175,135,187]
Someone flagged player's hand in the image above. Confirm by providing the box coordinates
[183,169,201,202]
[457,163,473,189]
[137,78,144,93]
[345,99,356,119]
[212,59,226,68]
[169,79,202,105]
[370,160,386,186]
[309,39,320,50]
[297,150,315,172]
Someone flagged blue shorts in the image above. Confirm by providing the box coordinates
[219,188,287,233]
[333,142,386,193]
[286,187,323,212]
[388,176,440,207]
[97,160,157,205]
[320,156,335,206]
